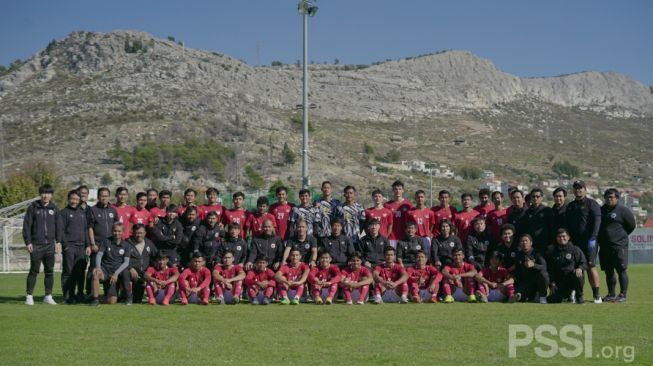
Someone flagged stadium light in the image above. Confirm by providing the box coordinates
[298,0,318,189]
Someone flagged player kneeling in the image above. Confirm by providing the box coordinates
[212,250,246,304]
[372,246,409,304]
[340,252,373,305]
[474,251,515,303]
[178,253,212,305]
[407,251,443,303]
[144,253,179,305]
[442,248,478,303]
[275,248,310,305]
[308,251,342,305]
[245,255,276,305]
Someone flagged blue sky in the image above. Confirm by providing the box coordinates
[1,0,651,84]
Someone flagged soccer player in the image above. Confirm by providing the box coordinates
[598,188,636,303]
[372,246,408,304]
[113,187,135,240]
[465,216,493,271]
[90,223,132,306]
[247,196,276,239]
[289,188,318,237]
[144,252,179,305]
[525,188,553,252]
[430,219,463,270]
[131,192,153,228]
[145,188,158,210]
[199,187,224,221]
[495,224,519,271]
[282,219,318,266]
[245,255,277,305]
[308,251,342,304]
[213,250,246,304]
[152,204,183,266]
[275,247,310,305]
[431,190,457,238]
[319,218,355,268]
[340,252,373,305]
[269,186,294,241]
[364,189,393,238]
[546,229,587,304]
[214,223,248,265]
[149,190,172,222]
[222,192,250,239]
[314,181,341,238]
[247,219,284,271]
[473,188,495,217]
[454,193,479,243]
[177,188,203,218]
[397,221,428,267]
[442,248,478,303]
[565,180,602,303]
[406,190,435,251]
[551,187,568,236]
[337,185,366,244]
[178,253,212,305]
[23,184,60,305]
[475,251,515,303]
[126,224,157,303]
[486,191,508,243]
[358,218,391,269]
[86,187,118,298]
[384,180,414,247]
[407,251,442,303]
[179,206,201,268]
[58,189,89,304]
[506,190,528,238]
[511,234,549,304]
[191,211,222,264]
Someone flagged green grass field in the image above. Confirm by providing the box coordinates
[1,266,652,366]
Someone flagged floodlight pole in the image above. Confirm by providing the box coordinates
[301,4,310,189]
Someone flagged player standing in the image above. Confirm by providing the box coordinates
[384,180,414,248]
[364,189,393,238]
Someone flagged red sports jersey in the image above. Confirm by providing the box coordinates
[444,262,476,276]
[453,209,480,243]
[199,204,225,221]
[278,263,309,282]
[145,266,179,282]
[407,265,441,288]
[308,265,342,285]
[245,268,276,287]
[269,202,294,240]
[131,207,152,226]
[374,263,406,282]
[431,205,458,237]
[406,207,435,237]
[177,204,204,219]
[364,207,394,238]
[341,266,371,282]
[113,204,135,239]
[221,209,249,239]
[486,207,509,242]
[473,204,495,218]
[384,199,414,241]
[247,212,277,238]
[481,266,511,283]
[213,264,244,279]
[149,206,167,220]
[178,267,212,289]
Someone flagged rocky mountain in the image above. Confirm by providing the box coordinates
[1,30,651,195]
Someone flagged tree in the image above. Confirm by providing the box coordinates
[363,143,375,155]
[100,173,113,185]
[245,166,265,190]
[460,166,482,180]
[0,162,65,208]
[167,35,176,42]
[334,58,340,65]
[384,149,401,162]
[552,161,580,178]
[282,142,297,166]
[271,60,283,67]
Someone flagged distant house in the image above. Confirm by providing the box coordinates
[482,170,495,180]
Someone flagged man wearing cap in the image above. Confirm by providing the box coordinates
[565,180,602,303]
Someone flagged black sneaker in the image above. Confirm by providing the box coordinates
[603,294,617,302]
[89,298,100,307]
[615,294,627,303]
[64,298,77,305]
[575,295,585,304]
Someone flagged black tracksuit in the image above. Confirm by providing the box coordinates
[430,235,463,269]
[357,234,390,268]
[598,204,636,271]
[525,204,553,252]
[397,236,427,267]
[57,205,89,301]
[179,219,202,268]
[127,238,158,303]
[514,248,549,301]
[285,235,318,264]
[152,218,184,266]
[546,243,587,302]
[249,234,284,267]
[565,197,601,265]
[215,236,248,265]
[319,234,355,267]
[23,200,58,296]
[465,231,493,270]
[85,203,118,295]
[507,206,528,238]
[191,223,223,263]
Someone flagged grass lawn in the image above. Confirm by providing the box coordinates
[1,265,652,366]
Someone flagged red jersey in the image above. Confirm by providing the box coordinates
[269,202,294,240]
[407,265,441,288]
[178,267,212,289]
[221,209,249,239]
[213,264,244,279]
[364,207,394,238]
[308,265,342,285]
[177,204,204,219]
[245,268,276,287]
[444,262,476,276]
[406,207,435,237]
[431,205,458,237]
[473,204,495,218]
[278,263,309,282]
[374,263,406,282]
[454,209,479,243]
[130,207,152,226]
[199,204,225,221]
[247,212,277,238]
[113,204,135,239]
[486,207,509,243]
[480,266,511,283]
[149,206,167,220]
[145,266,178,282]
[384,199,414,241]
[341,266,371,282]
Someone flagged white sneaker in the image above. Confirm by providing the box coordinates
[373,295,383,304]
[539,296,548,304]
[43,295,57,305]
[400,295,408,304]
[593,297,603,304]
[25,295,34,306]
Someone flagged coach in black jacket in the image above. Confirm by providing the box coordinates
[57,189,89,304]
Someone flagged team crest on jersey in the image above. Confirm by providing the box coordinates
[511,252,516,257]
[146,247,150,252]
[215,233,220,238]
[449,242,454,248]
[271,243,276,249]
[304,244,310,249]
[69,214,74,218]
[237,246,242,251]
[119,249,125,255]
[565,253,572,260]
[192,226,197,231]
[610,213,617,219]
[109,213,114,218]
[416,245,421,250]
[48,209,54,215]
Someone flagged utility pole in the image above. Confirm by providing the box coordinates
[298,0,318,189]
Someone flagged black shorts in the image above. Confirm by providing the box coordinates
[580,245,598,267]
[100,267,119,297]
[599,245,628,271]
